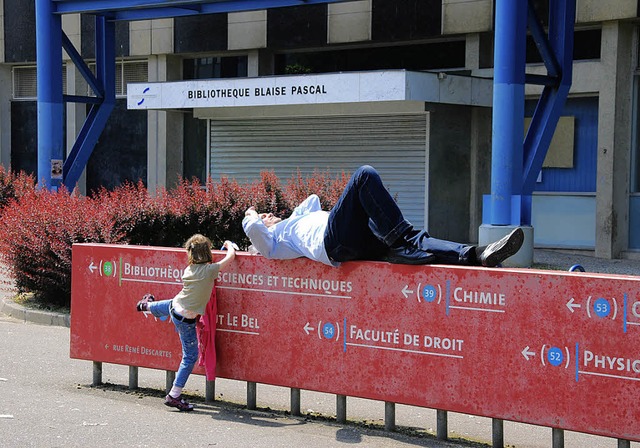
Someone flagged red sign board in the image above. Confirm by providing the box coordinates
[71,243,640,441]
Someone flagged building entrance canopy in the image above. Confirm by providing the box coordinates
[127,70,492,110]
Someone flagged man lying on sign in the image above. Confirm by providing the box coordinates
[243,165,524,267]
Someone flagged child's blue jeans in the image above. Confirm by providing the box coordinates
[147,299,198,389]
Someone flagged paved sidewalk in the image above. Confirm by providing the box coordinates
[0,263,69,327]
[533,248,640,275]
[0,296,70,327]
[2,313,479,448]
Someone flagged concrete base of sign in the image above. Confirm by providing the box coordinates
[478,224,533,268]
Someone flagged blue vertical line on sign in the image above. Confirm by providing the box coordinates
[623,293,628,334]
[575,342,579,382]
[446,280,451,316]
[343,317,347,352]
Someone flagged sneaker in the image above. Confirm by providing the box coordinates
[383,244,436,265]
[478,228,524,267]
[164,394,194,411]
[136,293,155,312]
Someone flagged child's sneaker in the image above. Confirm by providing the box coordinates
[164,394,194,411]
[136,293,154,312]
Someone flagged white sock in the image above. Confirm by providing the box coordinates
[169,386,183,398]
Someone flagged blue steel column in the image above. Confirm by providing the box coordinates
[522,0,575,197]
[62,16,116,189]
[489,0,528,225]
[35,0,64,189]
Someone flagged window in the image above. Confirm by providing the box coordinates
[86,60,148,97]
[13,65,66,100]
[183,56,248,80]
[12,60,148,100]
[274,42,466,75]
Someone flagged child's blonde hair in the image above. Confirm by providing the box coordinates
[184,234,213,264]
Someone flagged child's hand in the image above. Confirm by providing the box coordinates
[217,241,237,270]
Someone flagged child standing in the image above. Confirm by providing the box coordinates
[136,234,236,411]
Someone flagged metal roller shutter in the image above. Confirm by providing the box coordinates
[209,113,428,228]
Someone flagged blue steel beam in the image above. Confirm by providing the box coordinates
[52,0,350,20]
[522,0,575,198]
[63,16,116,189]
[62,31,103,98]
[38,0,348,190]
[62,95,103,104]
[526,2,560,79]
[487,0,575,226]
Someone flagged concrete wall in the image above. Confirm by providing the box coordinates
[228,10,267,50]
[147,54,183,194]
[328,0,371,43]
[468,107,492,243]
[576,0,637,22]
[442,0,492,35]
[426,104,472,242]
[439,0,629,34]
[423,104,491,244]
[595,22,635,258]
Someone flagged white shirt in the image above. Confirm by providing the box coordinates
[242,194,339,267]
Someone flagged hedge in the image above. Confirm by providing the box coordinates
[0,169,349,307]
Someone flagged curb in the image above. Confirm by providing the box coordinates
[0,296,70,328]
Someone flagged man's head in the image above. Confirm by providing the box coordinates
[246,206,283,228]
[260,212,282,228]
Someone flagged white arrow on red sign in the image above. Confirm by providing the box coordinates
[521,346,535,361]
[303,322,314,335]
[566,297,581,313]
[401,285,413,298]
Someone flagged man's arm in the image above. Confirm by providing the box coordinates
[242,207,276,257]
[290,194,322,217]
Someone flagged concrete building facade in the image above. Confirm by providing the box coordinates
[2,0,640,259]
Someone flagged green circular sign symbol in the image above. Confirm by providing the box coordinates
[103,261,114,277]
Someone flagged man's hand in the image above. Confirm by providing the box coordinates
[245,206,259,219]
[221,240,239,252]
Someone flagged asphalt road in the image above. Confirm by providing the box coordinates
[0,313,487,448]
[1,312,637,448]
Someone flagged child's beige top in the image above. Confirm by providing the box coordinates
[173,263,220,315]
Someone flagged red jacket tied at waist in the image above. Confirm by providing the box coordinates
[196,283,217,381]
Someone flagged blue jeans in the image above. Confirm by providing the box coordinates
[324,165,475,264]
[147,299,198,389]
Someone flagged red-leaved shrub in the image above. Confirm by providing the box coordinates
[0,187,122,306]
[91,180,171,246]
[0,166,36,210]
[284,169,349,210]
[0,169,350,308]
